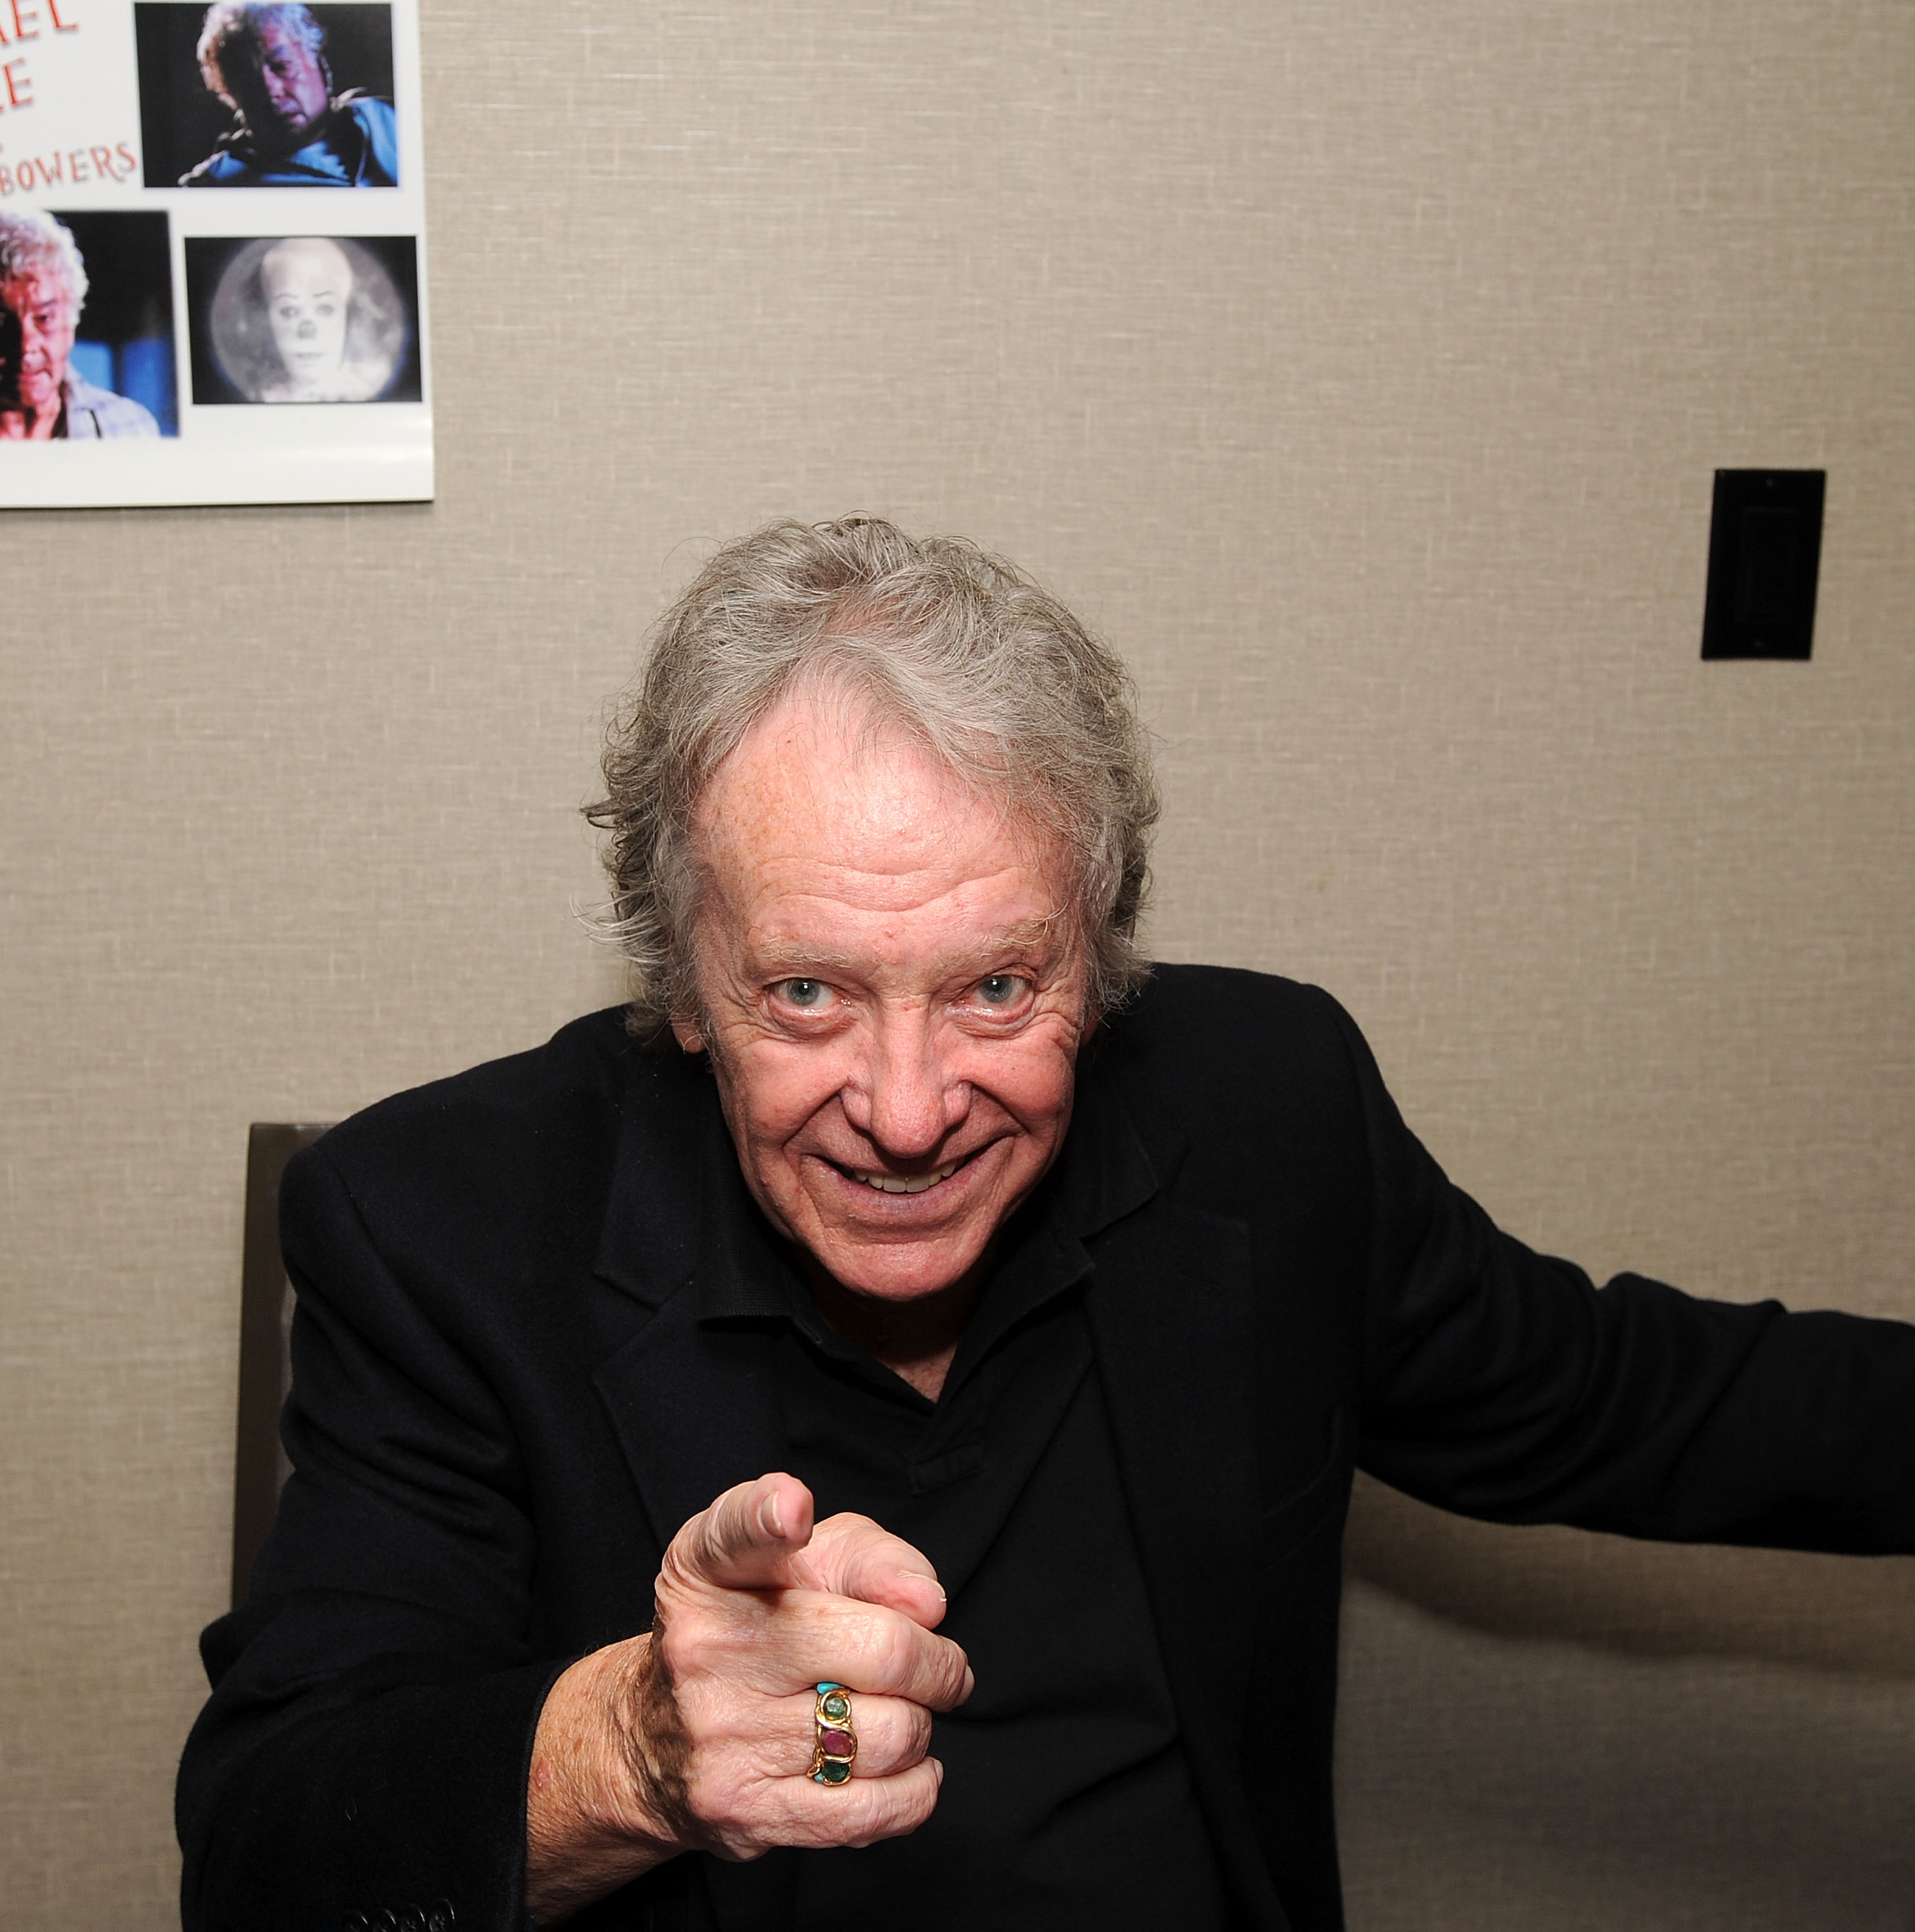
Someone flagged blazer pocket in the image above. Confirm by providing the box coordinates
[1259,1405,1349,1570]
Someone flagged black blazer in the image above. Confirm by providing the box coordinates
[177,965,1915,1932]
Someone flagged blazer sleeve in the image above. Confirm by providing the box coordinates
[1329,998,1915,1551]
[178,1142,571,1932]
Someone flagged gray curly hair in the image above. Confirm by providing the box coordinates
[0,210,88,304]
[196,2,327,107]
[590,517,1160,1035]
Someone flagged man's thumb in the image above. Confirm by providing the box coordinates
[673,1472,817,1591]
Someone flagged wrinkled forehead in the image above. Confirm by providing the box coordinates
[0,270,77,318]
[261,241,351,302]
[694,687,1078,914]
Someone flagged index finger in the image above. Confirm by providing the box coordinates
[665,1472,817,1594]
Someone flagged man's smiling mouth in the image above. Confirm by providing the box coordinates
[841,1157,966,1195]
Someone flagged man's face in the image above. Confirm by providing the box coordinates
[0,272,78,417]
[226,23,330,146]
[678,690,1090,1304]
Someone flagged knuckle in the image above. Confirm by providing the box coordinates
[933,1638,970,1703]
[866,1698,931,1774]
[818,1510,882,1541]
[866,1616,919,1686]
[904,1701,934,1757]
[651,1607,713,1682]
[654,1585,776,1681]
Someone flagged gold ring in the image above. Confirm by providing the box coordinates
[810,1681,856,1785]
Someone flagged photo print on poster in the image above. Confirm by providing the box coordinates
[1,209,178,439]
[0,0,428,503]
[135,3,397,188]
[185,233,419,404]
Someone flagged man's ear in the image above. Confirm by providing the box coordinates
[671,1014,705,1054]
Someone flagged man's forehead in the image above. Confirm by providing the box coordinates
[741,909,1069,969]
[702,690,1039,848]
[1,274,74,312]
[692,686,1078,950]
[701,775,1069,916]
[252,23,309,57]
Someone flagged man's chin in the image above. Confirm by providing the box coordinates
[803,1228,991,1305]
[252,117,321,154]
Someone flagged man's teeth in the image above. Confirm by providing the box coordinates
[855,1160,960,1195]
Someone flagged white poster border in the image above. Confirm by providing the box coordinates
[0,0,432,507]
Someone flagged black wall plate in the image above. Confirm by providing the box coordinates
[1701,469,1825,660]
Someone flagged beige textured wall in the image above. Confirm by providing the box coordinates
[4,1,1912,1925]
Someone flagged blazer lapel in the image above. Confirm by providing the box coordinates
[1085,1185,1293,1929]
[591,1280,791,1556]
[588,1057,792,1557]
[1058,1075,1261,1767]
[1085,1196,1259,1749]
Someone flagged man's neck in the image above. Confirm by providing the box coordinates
[801,1260,980,1403]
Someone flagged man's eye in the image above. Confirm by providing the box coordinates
[975,974,1027,1007]
[776,978,829,1009]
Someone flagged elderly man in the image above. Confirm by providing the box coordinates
[181,1,398,188]
[0,213,158,440]
[179,518,1915,1932]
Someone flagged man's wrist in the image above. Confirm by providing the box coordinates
[608,1618,703,1852]
[524,1636,685,1924]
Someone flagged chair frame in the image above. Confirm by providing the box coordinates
[233,1122,330,1609]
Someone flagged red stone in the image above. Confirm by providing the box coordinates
[819,1728,855,1757]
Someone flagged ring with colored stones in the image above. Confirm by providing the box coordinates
[810,1681,856,1786]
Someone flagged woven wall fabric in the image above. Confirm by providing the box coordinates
[3,3,1912,1924]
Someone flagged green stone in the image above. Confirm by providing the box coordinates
[815,1759,852,1785]
[820,1693,850,1723]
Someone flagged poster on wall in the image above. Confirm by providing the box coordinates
[0,0,430,506]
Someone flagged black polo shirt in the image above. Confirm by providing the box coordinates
[692,1164,1236,1932]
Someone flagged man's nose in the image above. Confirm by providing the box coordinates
[848,1009,966,1159]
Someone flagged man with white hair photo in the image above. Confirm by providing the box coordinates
[178,518,1915,1932]
[180,1,398,189]
[0,212,159,440]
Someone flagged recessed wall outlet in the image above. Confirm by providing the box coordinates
[1701,469,1825,661]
